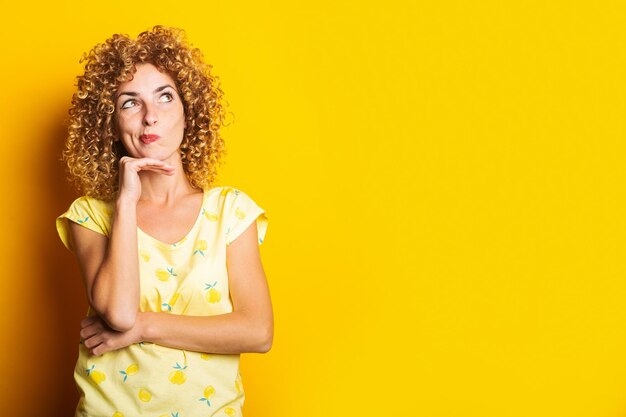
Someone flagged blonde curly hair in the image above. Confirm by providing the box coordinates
[63,25,227,199]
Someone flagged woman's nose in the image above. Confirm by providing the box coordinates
[143,103,158,126]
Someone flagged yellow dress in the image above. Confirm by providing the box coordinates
[56,186,268,417]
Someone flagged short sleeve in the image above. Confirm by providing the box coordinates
[56,196,113,251]
[224,188,269,246]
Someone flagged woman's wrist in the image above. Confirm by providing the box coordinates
[116,194,139,210]
[136,311,154,343]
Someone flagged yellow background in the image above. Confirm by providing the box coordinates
[1,1,626,416]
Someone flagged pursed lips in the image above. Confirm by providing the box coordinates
[140,134,160,144]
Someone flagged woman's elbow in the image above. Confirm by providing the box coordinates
[255,323,273,353]
[102,309,137,332]
[90,294,137,331]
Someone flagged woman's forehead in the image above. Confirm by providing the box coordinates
[117,63,176,92]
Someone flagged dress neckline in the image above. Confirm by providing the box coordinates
[136,190,207,249]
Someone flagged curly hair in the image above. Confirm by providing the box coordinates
[63,25,228,199]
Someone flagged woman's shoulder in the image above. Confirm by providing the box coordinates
[206,185,242,197]
[204,185,262,208]
[56,195,116,251]
[204,185,244,204]
[204,185,268,245]
[65,195,116,219]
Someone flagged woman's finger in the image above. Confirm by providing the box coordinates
[124,160,175,176]
[82,314,104,326]
[122,157,174,170]
[83,333,103,349]
[90,334,117,356]
[80,322,102,340]
[91,343,108,356]
[136,164,175,173]
[80,316,97,328]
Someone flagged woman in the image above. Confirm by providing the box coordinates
[56,26,273,417]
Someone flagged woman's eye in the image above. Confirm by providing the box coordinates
[121,100,137,109]
[159,92,174,102]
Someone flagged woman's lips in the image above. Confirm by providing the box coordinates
[140,134,160,144]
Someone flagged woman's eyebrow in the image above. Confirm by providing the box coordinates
[116,91,138,99]
[154,84,176,93]
[116,85,176,100]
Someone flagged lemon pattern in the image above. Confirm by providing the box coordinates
[194,239,208,256]
[119,363,138,382]
[139,249,151,262]
[156,267,177,282]
[234,207,246,220]
[161,292,181,312]
[168,362,188,385]
[205,281,222,303]
[86,365,106,385]
[138,388,152,402]
[56,187,268,416]
[202,208,219,221]
[199,385,216,406]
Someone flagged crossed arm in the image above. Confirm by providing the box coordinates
[69,216,274,356]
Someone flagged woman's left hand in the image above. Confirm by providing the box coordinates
[80,313,145,356]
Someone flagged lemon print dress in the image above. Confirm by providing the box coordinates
[56,186,268,417]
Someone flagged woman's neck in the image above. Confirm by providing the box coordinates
[137,161,200,204]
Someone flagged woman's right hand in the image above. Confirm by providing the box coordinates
[70,156,175,332]
[117,156,175,203]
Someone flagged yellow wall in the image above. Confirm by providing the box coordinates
[2,1,626,416]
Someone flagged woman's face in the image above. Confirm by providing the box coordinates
[114,63,185,163]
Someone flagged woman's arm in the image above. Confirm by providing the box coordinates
[70,157,174,331]
[70,198,138,331]
[80,220,274,355]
